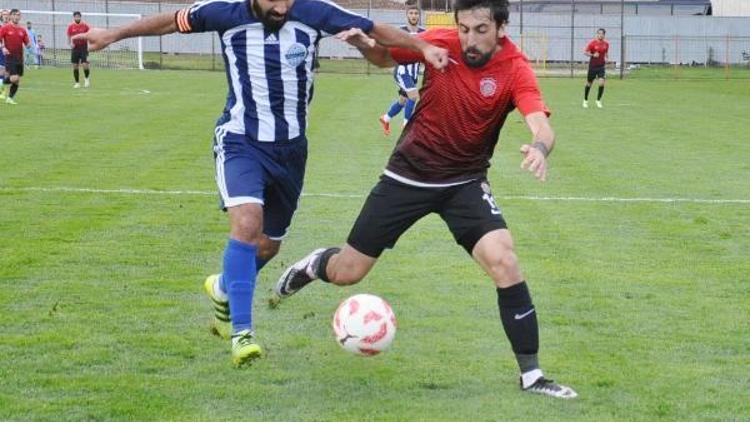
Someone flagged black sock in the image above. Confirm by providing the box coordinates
[74,68,80,83]
[9,83,18,98]
[584,85,591,100]
[597,86,605,100]
[84,68,90,78]
[315,247,341,283]
[497,282,539,374]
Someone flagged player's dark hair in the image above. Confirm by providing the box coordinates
[73,11,82,17]
[10,8,19,14]
[598,28,606,34]
[453,0,509,26]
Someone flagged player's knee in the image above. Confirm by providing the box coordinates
[398,96,407,106]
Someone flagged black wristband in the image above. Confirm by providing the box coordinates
[532,141,549,157]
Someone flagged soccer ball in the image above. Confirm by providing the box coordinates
[332,294,397,356]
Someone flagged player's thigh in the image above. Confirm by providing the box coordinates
[7,60,23,78]
[262,138,308,240]
[213,130,267,210]
[586,69,597,83]
[347,177,437,258]
[439,179,508,255]
[405,88,419,101]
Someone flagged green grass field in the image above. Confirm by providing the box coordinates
[1,67,749,420]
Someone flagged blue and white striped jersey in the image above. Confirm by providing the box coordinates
[393,25,425,87]
[176,0,374,142]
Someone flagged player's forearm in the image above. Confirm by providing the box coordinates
[525,112,555,156]
[111,11,177,41]
[369,23,427,53]
[356,43,395,68]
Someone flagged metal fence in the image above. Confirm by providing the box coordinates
[2,0,748,78]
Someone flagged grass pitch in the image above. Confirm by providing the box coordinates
[0,67,748,420]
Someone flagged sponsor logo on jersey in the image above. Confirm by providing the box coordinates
[285,42,307,67]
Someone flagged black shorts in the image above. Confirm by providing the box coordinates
[71,46,89,64]
[347,176,508,258]
[5,57,23,77]
[587,65,606,82]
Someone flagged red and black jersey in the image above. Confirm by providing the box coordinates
[67,22,90,48]
[586,39,609,68]
[386,29,549,186]
[0,24,29,60]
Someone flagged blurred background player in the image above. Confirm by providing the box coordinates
[0,9,9,92]
[25,21,39,68]
[0,9,30,104]
[67,11,91,88]
[35,34,45,66]
[583,27,608,108]
[378,3,425,135]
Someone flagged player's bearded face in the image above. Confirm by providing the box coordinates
[74,16,81,23]
[253,0,290,32]
[457,9,503,68]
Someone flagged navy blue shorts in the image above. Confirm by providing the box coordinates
[213,129,307,240]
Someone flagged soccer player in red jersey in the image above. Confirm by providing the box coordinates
[583,28,609,108]
[276,0,577,399]
[0,9,30,105]
[67,11,91,88]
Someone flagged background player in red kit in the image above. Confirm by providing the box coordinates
[67,11,91,88]
[0,9,30,104]
[275,0,577,400]
[583,28,609,108]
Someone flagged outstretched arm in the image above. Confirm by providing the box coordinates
[368,23,447,70]
[73,11,177,51]
[335,28,394,68]
[520,112,555,182]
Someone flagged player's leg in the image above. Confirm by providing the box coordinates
[72,49,81,88]
[5,62,22,104]
[380,92,407,136]
[82,52,90,87]
[403,88,419,127]
[0,66,7,99]
[596,70,606,108]
[276,176,434,297]
[441,180,577,399]
[209,130,271,366]
[583,69,595,108]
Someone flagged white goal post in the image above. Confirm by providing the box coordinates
[21,9,144,70]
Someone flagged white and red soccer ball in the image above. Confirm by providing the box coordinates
[332,294,397,356]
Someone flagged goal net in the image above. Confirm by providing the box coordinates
[20,10,144,70]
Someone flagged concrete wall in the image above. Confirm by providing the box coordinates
[711,0,750,17]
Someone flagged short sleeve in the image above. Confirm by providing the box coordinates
[584,41,594,52]
[512,60,550,117]
[176,1,234,34]
[291,0,374,37]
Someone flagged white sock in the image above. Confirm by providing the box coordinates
[213,275,228,301]
[382,114,391,123]
[521,368,544,389]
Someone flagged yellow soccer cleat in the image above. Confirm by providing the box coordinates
[203,274,231,340]
[231,329,263,367]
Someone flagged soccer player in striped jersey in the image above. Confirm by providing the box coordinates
[75,0,448,367]
[277,0,577,399]
[378,3,425,135]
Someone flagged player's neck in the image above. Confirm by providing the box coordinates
[406,23,418,32]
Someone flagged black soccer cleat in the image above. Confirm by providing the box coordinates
[275,248,325,298]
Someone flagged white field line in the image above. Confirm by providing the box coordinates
[2,186,749,204]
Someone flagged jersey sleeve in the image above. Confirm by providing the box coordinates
[389,29,450,65]
[291,0,374,36]
[511,60,550,117]
[175,1,233,34]
[66,25,72,37]
[584,40,594,53]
